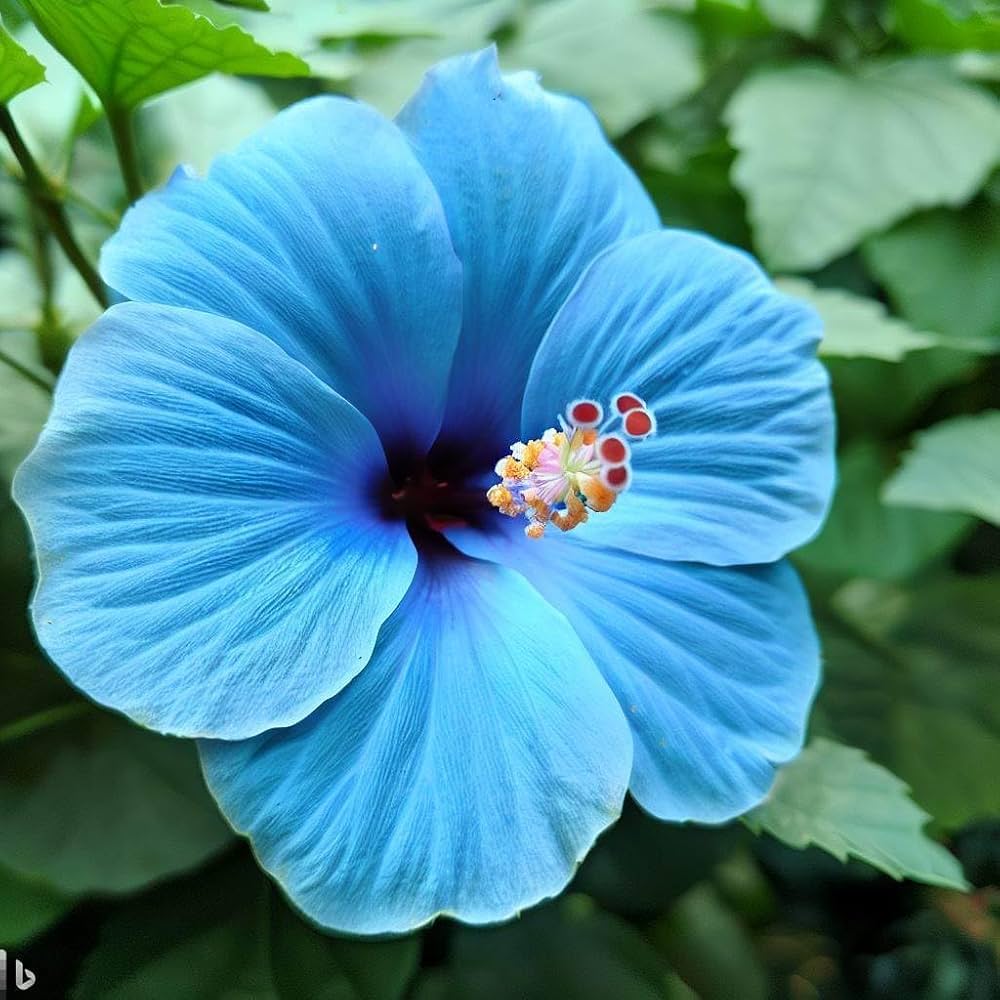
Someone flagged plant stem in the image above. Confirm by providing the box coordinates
[0,105,108,309]
[106,102,144,204]
[0,702,91,745]
[0,346,55,393]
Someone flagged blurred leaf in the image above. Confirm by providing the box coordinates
[884,411,1000,526]
[0,17,45,102]
[350,0,515,114]
[759,0,824,37]
[652,883,767,1000]
[826,346,981,439]
[0,329,51,499]
[864,204,1000,347]
[746,739,968,890]
[20,0,308,110]
[573,801,745,917]
[797,440,972,581]
[778,277,938,361]
[817,575,1000,830]
[892,0,1000,51]
[424,896,678,1000]
[214,0,269,10]
[726,60,1000,271]
[143,73,275,181]
[0,707,233,894]
[73,853,420,1000]
[503,0,703,136]
[0,862,73,945]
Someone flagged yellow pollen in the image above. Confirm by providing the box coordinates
[581,478,616,513]
[521,439,546,469]
[486,484,521,517]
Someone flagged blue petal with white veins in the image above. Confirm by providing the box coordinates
[14,303,416,741]
[522,229,835,566]
[201,552,632,934]
[101,96,462,462]
[448,520,820,822]
[397,47,659,466]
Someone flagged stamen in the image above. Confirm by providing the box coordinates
[487,389,655,539]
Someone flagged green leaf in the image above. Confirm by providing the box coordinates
[864,204,1000,347]
[725,60,1000,271]
[0,863,73,946]
[73,853,420,1000]
[796,440,972,581]
[144,73,275,181]
[892,0,1000,52]
[20,0,308,110]
[884,411,1000,525]
[349,1,515,114]
[0,693,233,894]
[746,739,968,890]
[420,895,679,1000]
[815,575,1000,831]
[0,17,46,102]
[213,0,269,11]
[826,346,981,439]
[759,0,825,37]
[777,277,938,361]
[652,884,768,1000]
[502,0,703,136]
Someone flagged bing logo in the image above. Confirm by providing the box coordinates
[0,950,36,994]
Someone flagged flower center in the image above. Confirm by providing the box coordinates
[487,391,656,539]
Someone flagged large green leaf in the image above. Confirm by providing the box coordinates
[652,884,767,1000]
[746,739,968,890]
[20,0,308,109]
[502,0,703,136]
[796,440,971,581]
[72,854,420,1000]
[0,863,73,946]
[418,896,680,1000]
[864,204,1000,347]
[725,60,1000,271]
[884,411,1000,525]
[777,277,938,361]
[0,18,45,102]
[892,0,1000,51]
[759,0,824,37]
[0,671,233,894]
[816,575,1000,830]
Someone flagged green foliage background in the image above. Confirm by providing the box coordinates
[1,0,999,996]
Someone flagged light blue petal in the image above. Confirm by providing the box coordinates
[101,97,462,462]
[200,554,633,934]
[396,47,659,467]
[13,303,417,741]
[448,522,819,822]
[521,229,835,565]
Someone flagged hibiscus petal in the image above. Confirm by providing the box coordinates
[397,46,659,467]
[13,303,417,741]
[200,552,632,934]
[100,96,462,464]
[521,229,835,566]
[448,522,819,822]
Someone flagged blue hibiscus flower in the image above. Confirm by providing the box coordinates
[13,48,834,934]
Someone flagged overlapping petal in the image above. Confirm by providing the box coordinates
[448,521,820,822]
[200,553,633,934]
[13,303,416,741]
[101,96,462,462]
[522,229,835,566]
[397,47,659,465]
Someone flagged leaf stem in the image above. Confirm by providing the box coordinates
[0,105,108,309]
[0,702,92,745]
[106,103,144,204]
[0,346,55,393]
